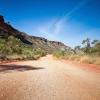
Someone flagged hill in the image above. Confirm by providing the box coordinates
[0,15,73,61]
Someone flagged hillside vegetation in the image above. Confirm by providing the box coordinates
[0,36,47,61]
[53,38,100,65]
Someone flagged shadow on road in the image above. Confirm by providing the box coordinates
[0,64,44,73]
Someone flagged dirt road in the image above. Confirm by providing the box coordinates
[0,55,100,100]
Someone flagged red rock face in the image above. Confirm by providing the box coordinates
[0,15,33,45]
[0,15,18,33]
[0,15,4,23]
[0,15,9,32]
[0,15,5,28]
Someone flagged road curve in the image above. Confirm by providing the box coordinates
[0,55,100,100]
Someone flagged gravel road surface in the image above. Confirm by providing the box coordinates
[0,55,100,100]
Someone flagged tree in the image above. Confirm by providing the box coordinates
[82,38,91,53]
[91,40,99,46]
[93,40,100,55]
[74,46,81,51]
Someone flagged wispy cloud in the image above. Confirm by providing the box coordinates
[55,0,87,24]
[52,0,88,34]
[37,0,96,47]
[38,0,88,37]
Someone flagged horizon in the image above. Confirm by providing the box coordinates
[0,0,100,47]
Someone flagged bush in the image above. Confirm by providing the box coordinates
[0,36,47,61]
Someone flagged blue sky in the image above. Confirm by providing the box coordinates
[0,0,100,47]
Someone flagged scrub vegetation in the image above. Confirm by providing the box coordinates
[53,38,100,65]
[0,36,46,61]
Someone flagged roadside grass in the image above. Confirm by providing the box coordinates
[53,52,100,65]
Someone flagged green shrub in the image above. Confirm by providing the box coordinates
[0,36,47,61]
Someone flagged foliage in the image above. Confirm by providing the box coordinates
[81,39,100,55]
[53,38,100,65]
[0,36,47,61]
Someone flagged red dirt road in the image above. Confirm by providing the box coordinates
[0,55,100,100]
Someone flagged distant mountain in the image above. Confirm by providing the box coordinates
[0,15,73,56]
